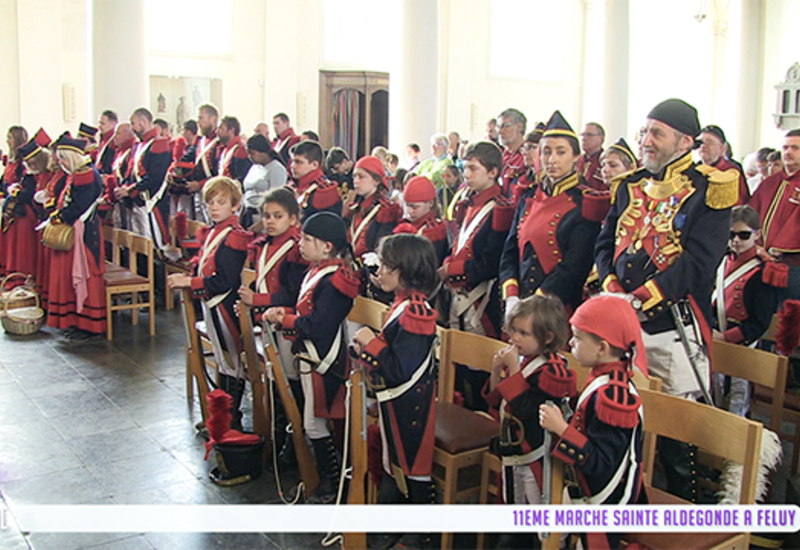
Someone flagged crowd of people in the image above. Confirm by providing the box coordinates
[2,96,799,549]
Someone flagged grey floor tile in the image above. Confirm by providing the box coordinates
[32,388,117,419]
[1,434,84,483]
[112,479,225,505]
[1,466,110,506]
[26,532,138,550]
[84,534,155,549]
[47,405,137,439]
[88,450,198,495]
[66,428,163,465]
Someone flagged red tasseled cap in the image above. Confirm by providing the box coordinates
[571,295,648,376]
[355,156,386,187]
[174,211,188,240]
[393,221,417,235]
[776,300,800,356]
[203,389,260,459]
[403,175,436,203]
[34,128,51,148]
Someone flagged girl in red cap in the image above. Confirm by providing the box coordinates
[393,175,448,266]
[346,156,401,261]
[483,295,576,548]
[540,294,647,550]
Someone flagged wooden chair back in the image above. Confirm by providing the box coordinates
[179,288,210,422]
[437,329,507,403]
[713,340,788,432]
[638,387,762,503]
[567,353,662,393]
[237,300,271,453]
[347,295,388,330]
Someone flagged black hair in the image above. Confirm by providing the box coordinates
[153,118,169,131]
[273,112,290,124]
[325,146,350,171]
[407,143,420,153]
[731,204,761,230]
[756,147,775,163]
[183,120,198,134]
[220,116,240,135]
[101,110,118,123]
[301,130,320,141]
[787,129,800,138]
[262,186,299,218]
[290,140,323,165]
[378,234,438,295]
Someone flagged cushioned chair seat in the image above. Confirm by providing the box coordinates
[623,487,739,550]
[754,384,800,412]
[435,402,498,454]
[104,271,149,286]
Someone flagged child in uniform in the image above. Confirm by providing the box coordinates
[265,211,359,503]
[352,233,439,550]
[540,295,647,550]
[711,204,785,415]
[168,176,252,430]
[288,141,342,222]
[392,175,449,266]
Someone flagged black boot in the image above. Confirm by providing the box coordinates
[218,374,246,432]
[401,480,437,549]
[307,437,340,504]
[658,436,697,502]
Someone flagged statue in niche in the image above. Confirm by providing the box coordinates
[157,93,167,114]
[176,97,188,129]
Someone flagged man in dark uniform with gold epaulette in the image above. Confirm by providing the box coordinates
[595,98,739,501]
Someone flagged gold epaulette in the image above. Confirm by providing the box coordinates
[608,169,636,204]
[695,165,739,210]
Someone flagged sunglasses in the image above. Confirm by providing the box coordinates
[730,230,754,240]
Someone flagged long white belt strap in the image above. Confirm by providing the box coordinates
[375,345,435,402]
[456,199,494,253]
[502,444,545,467]
[302,325,343,376]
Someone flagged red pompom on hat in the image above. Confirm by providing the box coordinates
[355,156,386,187]
[571,295,648,376]
[403,175,436,203]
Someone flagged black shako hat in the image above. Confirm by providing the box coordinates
[700,124,727,145]
[302,211,348,252]
[609,138,637,166]
[647,99,700,138]
[78,122,98,140]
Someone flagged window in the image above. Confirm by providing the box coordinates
[145,0,232,55]
[322,0,400,69]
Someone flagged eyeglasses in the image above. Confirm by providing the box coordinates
[579,132,600,138]
[730,230,754,240]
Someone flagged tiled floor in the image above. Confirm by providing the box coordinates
[0,306,328,550]
[2,304,797,550]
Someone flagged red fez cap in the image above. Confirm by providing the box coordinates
[403,176,435,203]
[571,295,648,376]
[355,156,386,187]
[34,128,51,148]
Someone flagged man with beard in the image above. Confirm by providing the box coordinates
[595,98,738,502]
[217,116,251,185]
[497,108,527,197]
[115,108,171,247]
[697,124,750,204]
[169,103,222,220]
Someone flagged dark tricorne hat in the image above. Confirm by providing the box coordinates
[542,110,578,141]
[699,124,726,145]
[17,139,42,162]
[647,99,700,138]
[302,211,348,252]
[531,121,546,136]
[55,134,88,154]
[609,138,637,166]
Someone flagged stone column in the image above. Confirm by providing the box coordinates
[90,0,147,120]
[599,0,630,143]
[730,0,763,156]
[390,0,438,152]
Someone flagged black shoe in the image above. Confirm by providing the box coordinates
[66,329,98,341]
[277,437,298,471]
[307,437,341,504]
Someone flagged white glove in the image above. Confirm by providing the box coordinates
[33,190,47,204]
[504,296,520,325]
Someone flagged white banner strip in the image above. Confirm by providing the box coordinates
[8,505,800,533]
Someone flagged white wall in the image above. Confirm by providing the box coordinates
[759,0,800,149]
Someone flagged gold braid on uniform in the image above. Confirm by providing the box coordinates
[695,165,739,210]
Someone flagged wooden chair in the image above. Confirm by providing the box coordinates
[342,297,389,550]
[476,451,565,550]
[104,230,155,340]
[435,329,507,550]
[624,387,763,550]
[164,218,206,310]
[179,288,212,422]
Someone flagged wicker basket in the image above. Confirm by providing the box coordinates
[1,287,45,335]
[0,272,36,310]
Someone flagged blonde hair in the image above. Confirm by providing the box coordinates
[56,149,89,174]
[202,175,242,206]
[25,149,51,175]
